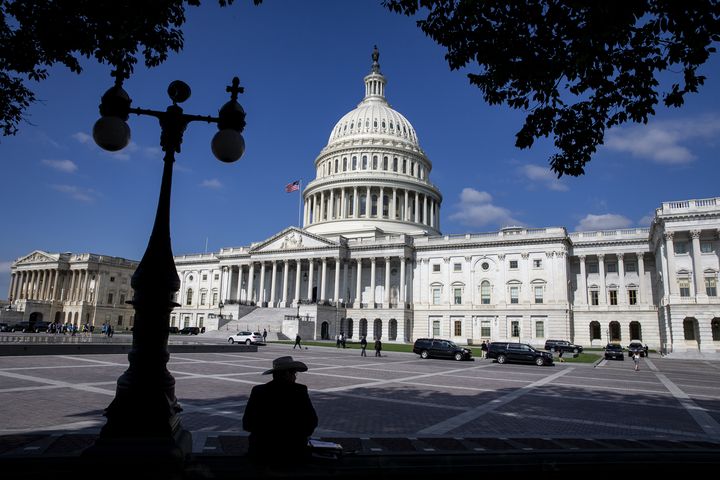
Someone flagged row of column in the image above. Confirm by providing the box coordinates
[304,186,439,229]
[9,269,93,303]
[576,253,646,305]
[216,256,408,309]
[664,229,719,298]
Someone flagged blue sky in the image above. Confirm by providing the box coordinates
[1,0,719,299]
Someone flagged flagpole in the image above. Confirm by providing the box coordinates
[297,179,302,228]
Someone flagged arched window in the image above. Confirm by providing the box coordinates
[402,159,407,174]
[683,318,697,340]
[343,157,347,171]
[389,319,397,341]
[393,157,398,172]
[362,156,368,169]
[383,156,388,170]
[186,288,193,306]
[382,195,389,217]
[347,318,354,339]
[589,321,601,341]
[360,318,368,337]
[372,155,378,169]
[630,321,642,340]
[334,159,339,173]
[609,321,621,342]
[360,194,367,216]
[373,318,382,339]
[481,281,491,304]
[712,318,720,341]
[371,195,378,216]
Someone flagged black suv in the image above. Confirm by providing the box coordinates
[487,342,554,366]
[604,343,625,360]
[627,341,646,357]
[179,326,200,335]
[413,338,473,361]
[544,339,583,354]
[9,321,50,333]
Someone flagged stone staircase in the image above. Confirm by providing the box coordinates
[664,350,720,360]
[203,307,297,341]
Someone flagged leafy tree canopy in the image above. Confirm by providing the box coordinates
[0,0,262,138]
[384,0,720,176]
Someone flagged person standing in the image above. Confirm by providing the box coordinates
[558,348,564,362]
[644,344,649,358]
[374,338,382,357]
[633,351,640,371]
[293,333,302,349]
[360,336,367,357]
[341,333,346,349]
[263,329,268,344]
[480,340,488,359]
[243,356,318,462]
[336,334,341,348]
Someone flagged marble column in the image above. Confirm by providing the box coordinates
[271,261,278,307]
[320,258,327,302]
[259,262,266,306]
[353,187,359,218]
[404,190,409,221]
[691,230,706,299]
[68,270,77,302]
[392,188,397,220]
[282,261,290,306]
[334,258,341,303]
[307,260,314,301]
[665,232,677,295]
[8,272,16,301]
[384,257,391,306]
[294,260,302,305]
[355,258,362,308]
[370,258,376,307]
[578,256,587,305]
[618,254,626,305]
[379,188,384,219]
[414,192,420,223]
[637,253,645,305]
[342,260,349,304]
[248,263,255,303]
[236,265,243,301]
[399,257,406,309]
[598,254,607,304]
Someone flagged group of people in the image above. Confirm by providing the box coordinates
[47,321,93,336]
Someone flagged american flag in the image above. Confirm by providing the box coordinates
[285,180,300,192]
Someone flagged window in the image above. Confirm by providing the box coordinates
[186,288,193,305]
[480,320,491,337]
[200,292,207,305]
[119,294,126,305]
[362,156,368,169]
[628,289,638,305]
[453,263,462,272]
[110,276,115,282]
[590,290,599,305]
[214,274,219,281]
[679,278,690,297]
[588,263,598,274]
[481,262,489,271]
[107,293,114,304]
[372,155,378,169]
[371,195,378,216]
[383,156,388,170]
[117,315,123,326]
[533,259,542,268]
[432,288,441,305]
[674,242,688,254]
[432,319,440,336]
[609,290,618,305]
[534,286,543,304]
[706,277,717,297]
[433,264,441,273]
[509,260,518,269]
[453,288,462,305]
[701,242,714,253]
[510,286,519,304]
[625,262,636,272]
[202,274,207,281]
[454,320,462,336]
[212,292,218,305]
[607,263,617,273]
[352,156,357,170]
[481,281,491,304]
[511,320,520,337]
[535,321,545,338]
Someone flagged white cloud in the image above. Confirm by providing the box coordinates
[519,164,568,191]
[72,131,93,144]
[72,132,137,161]
[200,179,223,189]
[575,213,632,232]
[52,185,97,203]
[605,115,720,164]
[41,159,78,173]
[449,188,523,228]
[638,214,654,226]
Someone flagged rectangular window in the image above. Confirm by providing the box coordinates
[509,260,518,269]
[432,319,440,336]
[107,293,114,304]
[588,263,598,274]
[202,274,207,281]
[453,288,462,305]
[609,290,618,305]
[198,316,204,328]
[117,315,123,326]
[481,320,491,338]
[432,288,441,305]
[511,320,520,337]
[590,290,599,305]
[433,264,440,273]
[119,294,125,305]
[454,320,462,336]
[607,263,617,273]
[200,292,207,305]
[212,292,218,305]
[706,277,717,297]
[535,321,544,338]
[534,286,543,304]
[679,278,690,297]
[453,263,462,272]
[628,289,637,305]
[533,259,542,268]
[183,316,190,328]
[481,283,491,304]
[701,242,714,253]
[625,262,636,272]
[674,242,688,254]
[510,286,519,304]
[214,274,220,281]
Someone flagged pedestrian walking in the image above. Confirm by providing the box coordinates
[360,336,367,357]
[293,334,302,349]
[633,351,640,371]
[263,329,268,343]
[644,344,649,358]
[558,349,564,362]
[480,340,488,359]
[336,334,341,348]
[374,338,382,357]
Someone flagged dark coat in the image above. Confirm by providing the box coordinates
[242,379,318,459]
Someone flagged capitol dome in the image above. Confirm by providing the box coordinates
[303,47,442,239]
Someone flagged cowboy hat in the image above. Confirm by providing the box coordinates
[262,356,308,375]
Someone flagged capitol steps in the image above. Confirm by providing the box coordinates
[204,307,296,340]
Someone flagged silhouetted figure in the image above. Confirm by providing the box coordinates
[243,356,318,462]
[294,334,302,349]
[374,338,382,357]
[360,336,367,356]
[263,329,268,343]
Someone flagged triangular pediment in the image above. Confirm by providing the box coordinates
[15,250,59,265]
[251,227,338,253]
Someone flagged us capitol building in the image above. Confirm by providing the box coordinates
[5,50,720,355]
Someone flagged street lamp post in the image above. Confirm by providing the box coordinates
[84,72,246,468]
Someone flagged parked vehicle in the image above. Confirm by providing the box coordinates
[9,321,51,333]
[627,341,645,357]
[487,342,554,366]
[168,326,180,334]
[604,343,625,360]
[412,338,473,361]
[0,322,10,332]
[179,326,200,335]
[228,331,264,345]
[544,339,583,354]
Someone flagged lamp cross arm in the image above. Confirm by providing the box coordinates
[128,107,220,125]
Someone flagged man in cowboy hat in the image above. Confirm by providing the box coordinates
[242,356,318,461]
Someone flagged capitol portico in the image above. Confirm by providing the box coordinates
[4,50,720,356]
